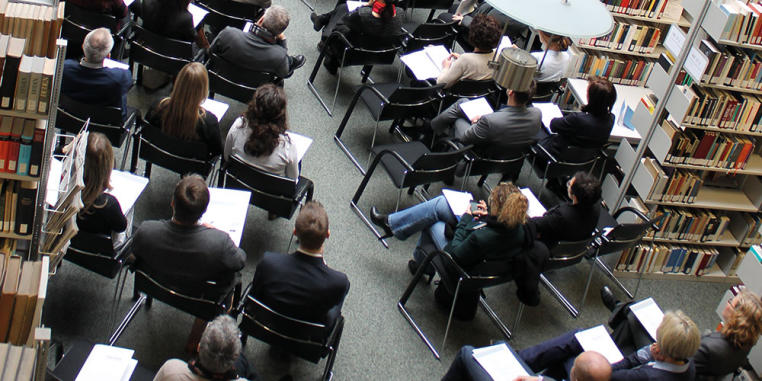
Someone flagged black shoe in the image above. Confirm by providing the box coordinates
[600,286,619,312]
[310,12,321,31]
[408,259,419,275]
[290,55,306,71]
[370,206,393,238]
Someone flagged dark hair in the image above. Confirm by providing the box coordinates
[570,171,601,206]
[581,77,617,117]
[469,15,501,51]
[172,174,210,224]
[295,201,329,251]
[511,79,536,106]
[377,0,396,20]
[243,84,288,157]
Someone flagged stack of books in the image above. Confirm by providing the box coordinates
[0,254,47,347]
[566,46,655,86]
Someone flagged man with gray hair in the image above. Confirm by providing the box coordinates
[61,27,132,119]
[209,5,305,79]
[153,315,260,380]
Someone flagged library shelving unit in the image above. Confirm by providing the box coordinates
[599,0,762,284]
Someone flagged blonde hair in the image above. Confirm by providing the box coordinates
[159,62,208,140]
[656,310,701,361]
[488,182,527,228]
[721,290,762,349]
[80,133,113,215]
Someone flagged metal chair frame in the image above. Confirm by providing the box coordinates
[128,24,193,86]
[529,144,600,201]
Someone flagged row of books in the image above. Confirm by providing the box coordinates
[0,34,56,114]
[728,211,762,245]
[713,0,762,45]
[660,121,757,169]
[0,117,44,177]
[0,180,37,236]
[0,343,35,380]
[649,206,732,242]
[0,0,63,58]
[697,40,762,91]
[616,244,727,275]
[680,83,762,131]
[601,0,682,20]
[576,21,662,55]
[641,158,703,202]
[0,254,46,347]
[567,47,655,86]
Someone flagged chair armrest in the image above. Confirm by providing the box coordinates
[531,143,558,163]
[435,137,466,152]
[438,250,470,278]
[236,281,254,314]
[328,31,355,50]
[374,149,416,172]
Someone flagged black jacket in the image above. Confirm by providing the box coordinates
[543,111,615,157]
[530,202,600,249]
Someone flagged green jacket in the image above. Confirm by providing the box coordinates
[444,214,526,268]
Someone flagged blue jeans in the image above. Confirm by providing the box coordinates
[388,196,457,274]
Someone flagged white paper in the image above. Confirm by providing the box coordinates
[401,50,441,80]
[520,187,546,218]
[243,21,253,33]
[46,158,63,206]
[123,0,135,7]
[459,97,494,121]
[442,189,473,217]
[201,98,230,121]
[346,0,365,11]
[424,45,450,72]
[187,3,209,28]
[285,131,313,162]
[574,325,624,364]
[684,46,709,83]
[629,297,664,341]
[200,187,251,246]
[103,58,129,71]
[663,25,686,59]
[119,359,138,381]
[106,170,149,214]
[534,102,563,130]
[76,344,135,381]
[472,343,530,381]
[496,36,513,55]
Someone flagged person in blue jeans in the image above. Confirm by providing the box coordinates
[371,182,530,319]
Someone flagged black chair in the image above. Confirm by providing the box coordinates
[206,53,281,104]
[307,32,402,116]
[536,237,597,319]
[109,268,239,345]
[401,0,456,21]
[400,20,458,53]
[462,144,530,191]
[238,288,344,381]
[128,24,193,86]
[398,249,515,359]
[350,140,470,248]
[129,120,219,182]
[56,95,138,170]
[64,2,131,59]
[219,155,314,220]
[442,79,502,109]
[529,144,601,201]
[334,83,443,174]
[195,0,263,33]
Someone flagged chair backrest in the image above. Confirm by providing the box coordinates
[222,155,300,218]
[195,0,252,32]
[61,19,90,59]
[403,0,455,11]
[545,146,600,179]
[56,95,128,146]
[65,2,122,32]
[330,33,402,68]
[198,0,263,21]
[467,144,530,180]
[239,295,334,363]
[401,144,470,188]
[133,269,228,321]
[129,24,192,76]
[544,238,593,271]
[596,207,662,256]
[136,121,215,177]
[403,22,457,52]
[206,54,281,103]
[378,85,443,121]
[64,231,122,278]
[430,250,513,290]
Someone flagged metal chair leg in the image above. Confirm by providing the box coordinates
[513,302,524,333]
[397,250,441,359]
[119,133,132,170]
[539,273,580,318]
[367,120,381,168]
[579,249,601,312]
[441,278,462,351]
[286,233,295,253]
[109,293,147,345]
[594,256,634,299]
[394,188,403,212]
[478,297,512,340]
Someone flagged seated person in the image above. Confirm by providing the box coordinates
[67,0,128,20]
[132,0,209,49]
[519,310,701,381]
[371,183,541,320]
[430,80,541,159]
[209,6,306,79]
[530,172,601,249]
[224,84,299,179]
[249,201,349,326]
[130,174,246,301]
[532,31,571,83]
[61,28,132,120]
[145,62,223,159]
[310,0,404,74]
[438,0,528,51]
[443,346,611,381]
[436,14,499,89]
[540,76,617,158]
[76,132,128,244]
[154,315,259,381]
[602,287,762,380]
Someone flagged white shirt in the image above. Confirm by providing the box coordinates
[531,50,570,83]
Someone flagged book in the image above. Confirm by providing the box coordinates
[7,259,36,345]
[28,119,43,177]
[16,119,32,176]
[14,181,35,235]
[25,55,42,113]
[0,37,24,109]
[12,54,31,112]
[400,45,451,80]
[1,345,21,380]
[6,117,22,174]
[36,57,54,114]
[0,255,19,341]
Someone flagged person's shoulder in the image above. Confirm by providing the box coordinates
[155,358,196,380]
[63,59,79,68]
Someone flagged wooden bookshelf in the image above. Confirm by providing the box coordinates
[0,109,52,121]
[614,263,740,283]
[645,186,759,212]
[682,123,762,138]
[611,12,690,27]
[699,82,762,96]
[0,231,34,240]
[716,39,762,52]
[643,229,742,247]
[575,44,663,59]
[661,154,762,176]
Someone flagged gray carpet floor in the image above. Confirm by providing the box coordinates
[42,1,734,380]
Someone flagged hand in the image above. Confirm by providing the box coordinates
[441,53,459,69]
[277,33,286,40]
[196,28,210,49]
[514,377,540,381]
[470,115,482,124]
[452,14,463,22]
[473,200,488,217]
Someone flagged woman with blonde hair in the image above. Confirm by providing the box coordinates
[145,62,222,158]
[370,183,531,319]
[76,132,127,241]
[532,30,571,83]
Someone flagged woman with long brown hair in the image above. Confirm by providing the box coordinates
[77,132,127,239]
[532,30,571,83]
[223,84,298,178]
[145,62,222,158]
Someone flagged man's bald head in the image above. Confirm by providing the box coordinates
[570,351,611,381]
